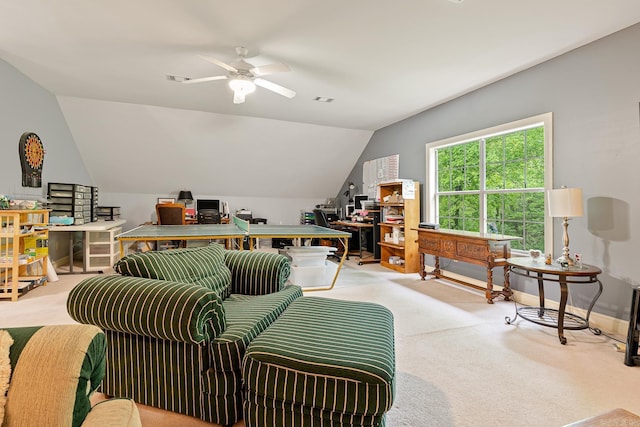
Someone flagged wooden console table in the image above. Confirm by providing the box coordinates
[414,228,521,303]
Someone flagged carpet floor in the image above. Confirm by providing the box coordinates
[2,256,639,426]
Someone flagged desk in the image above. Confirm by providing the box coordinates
[116,221,351,291]
[333,220,379,264]
[48,219,126,273]
[414,228,521,303]
[506,257,603,345]
[185,216,229,225]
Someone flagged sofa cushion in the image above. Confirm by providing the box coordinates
[199,284,302,424]
[243,297,395,425]
[68,275,226,342]
[207,284,303,375]
[114,243,232,298]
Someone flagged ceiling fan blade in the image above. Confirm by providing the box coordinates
[199,55,238,73]
[233,91,246,104]
[182,75,228,84]
[250,62,290,76]
[254,78,296,98]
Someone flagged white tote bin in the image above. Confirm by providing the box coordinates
[289,261,338,287]
[284,246,336,268]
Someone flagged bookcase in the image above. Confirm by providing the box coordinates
[0,210,49,301]
[378,181,420,273]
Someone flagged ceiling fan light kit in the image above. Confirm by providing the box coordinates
[170,46,295,104]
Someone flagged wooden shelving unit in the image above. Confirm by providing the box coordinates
[378,181,420,273]
[0,210,49,301]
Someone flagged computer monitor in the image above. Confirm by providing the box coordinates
[346,204,355,217]
[196,199,220,213]
[354,194,368,210]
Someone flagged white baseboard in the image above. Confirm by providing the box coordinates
[51,256,70,269]
[426,267,629,338]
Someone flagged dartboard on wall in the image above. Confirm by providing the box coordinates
[19,132,44,187]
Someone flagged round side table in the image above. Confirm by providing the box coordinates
[505,257,603,345]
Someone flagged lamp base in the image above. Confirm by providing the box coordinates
[555,254,576,267]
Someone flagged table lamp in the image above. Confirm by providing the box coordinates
[547,186,583,266]
[178,190,193,207]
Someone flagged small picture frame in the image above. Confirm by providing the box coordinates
[157,198,175,204]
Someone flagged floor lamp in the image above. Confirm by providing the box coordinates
[547,186,583,266]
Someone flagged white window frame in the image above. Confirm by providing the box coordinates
[425,112,553,254]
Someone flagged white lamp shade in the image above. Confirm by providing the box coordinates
[547,187,584,218]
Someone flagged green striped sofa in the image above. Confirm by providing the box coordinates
[1,325,141,427]
[243,296,396,427]
[67,243,302,426]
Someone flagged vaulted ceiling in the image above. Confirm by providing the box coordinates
[2,0,639,198]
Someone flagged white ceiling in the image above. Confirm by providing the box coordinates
[3,0,640,130]
[1,1,639,199]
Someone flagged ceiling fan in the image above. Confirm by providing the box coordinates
[167,47,296,104]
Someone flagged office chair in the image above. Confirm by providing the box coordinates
[313,209,346,260]
[313,209,331,228]
[156,203,186,225]
[197,209,221,224]
[155,203,185,249]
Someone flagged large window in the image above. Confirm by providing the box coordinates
[425,113,553,253]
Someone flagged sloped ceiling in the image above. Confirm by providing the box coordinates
[57,96,372,197]
[2,1,640,198]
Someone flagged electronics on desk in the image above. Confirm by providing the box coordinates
[354,194,368,210]
[419,222,440,229]
[345,204,355,217]
[236,209,252,221]
[326,213,339,222]
[196,199,220,213]
[362,200,379,210]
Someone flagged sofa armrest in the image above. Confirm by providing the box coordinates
[224,250,291,295]
[82,398,141,427]
[67,275,226,343]
[3,325,106,427]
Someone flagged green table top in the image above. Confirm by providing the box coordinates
[117,224,351,240]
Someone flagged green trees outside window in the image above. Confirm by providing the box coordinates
[435,125,546,251]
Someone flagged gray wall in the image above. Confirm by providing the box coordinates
[344,23,640,320]
[0,60,92,196]
[0,59,93,262]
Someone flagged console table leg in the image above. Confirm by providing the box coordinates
[537,273,545,318]
[419,252,426,280]
[558,279,568,345]
[486,268,494,304]
[503,265,512,301]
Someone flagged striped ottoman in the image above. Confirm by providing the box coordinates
[242,296,395,427]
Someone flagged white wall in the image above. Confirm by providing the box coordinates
[57,97,373,200]
[101,191,327,229]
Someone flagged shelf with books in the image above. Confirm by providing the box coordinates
[377,181,420,273]
[0,210,49,301]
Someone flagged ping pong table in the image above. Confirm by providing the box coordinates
[116,216,351,291]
